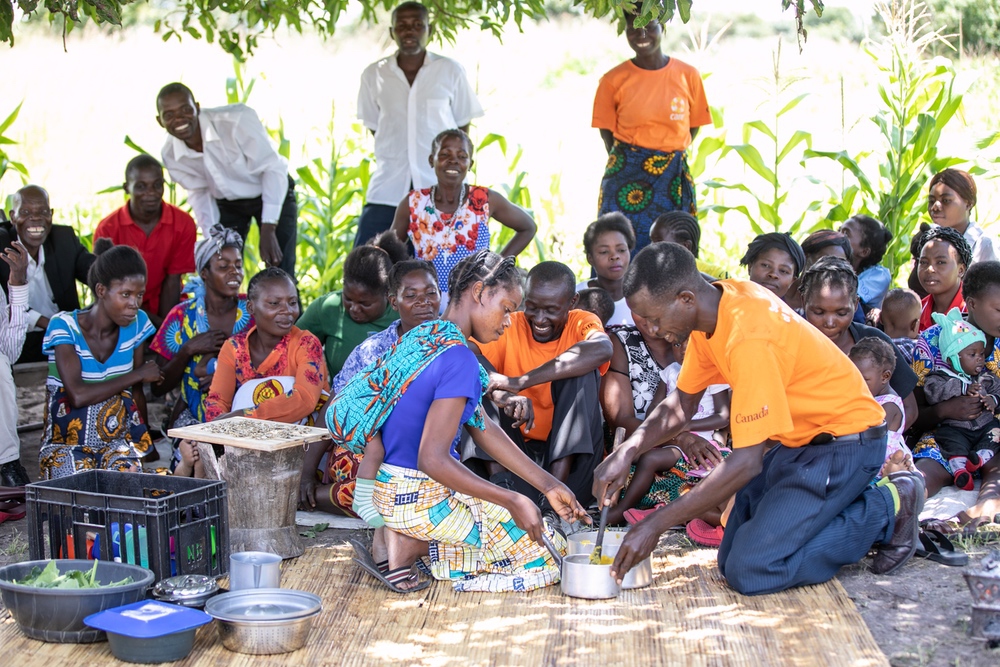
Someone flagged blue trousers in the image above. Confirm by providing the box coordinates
[718,431,894,595]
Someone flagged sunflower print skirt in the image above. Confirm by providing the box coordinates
[39,386,152,480]
[598,141,695,255]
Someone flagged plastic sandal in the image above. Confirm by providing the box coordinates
[0,498,25,524]
[348,538,430,594]
[915,529,968,567]
[686,518,724,548]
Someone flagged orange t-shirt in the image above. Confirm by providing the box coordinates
[478,310,610,441]
[592,58,711,153]
[676,280,884,448]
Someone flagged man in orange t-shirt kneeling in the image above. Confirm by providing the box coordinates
[594,243,925,595]
[471,261,613,509]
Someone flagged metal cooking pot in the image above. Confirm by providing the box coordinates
[542,534,620,600]
[568,530,653,590]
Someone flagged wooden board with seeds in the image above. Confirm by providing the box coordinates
[168,417,330,452]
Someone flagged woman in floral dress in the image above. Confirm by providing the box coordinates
[389,129,536,305]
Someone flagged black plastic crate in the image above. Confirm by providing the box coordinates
[26,470,229,583]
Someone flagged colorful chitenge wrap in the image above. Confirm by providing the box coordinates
[598,140,696,254]
[374,463,566,593]
[323,320,489,515]
[325,319,488,455]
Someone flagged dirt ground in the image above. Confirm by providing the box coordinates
[2,374,999,666]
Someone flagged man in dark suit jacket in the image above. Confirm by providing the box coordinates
[0,185,95,363]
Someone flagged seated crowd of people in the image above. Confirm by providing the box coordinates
[0,3,997,599]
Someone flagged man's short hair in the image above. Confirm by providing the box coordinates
[156,82,196,109]
[526,261,576,296]
[125,154,163,181]
[623,243,700,298]
[10,185,50,216]
[392,1,429,21]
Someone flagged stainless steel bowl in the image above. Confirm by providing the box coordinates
[568,530,653,589]
[215,612,320,655]
[205,588,322,655]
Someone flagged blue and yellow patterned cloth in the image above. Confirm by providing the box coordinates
[325,319,488,455]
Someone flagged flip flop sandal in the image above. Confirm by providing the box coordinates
[348,538,430,594]
[915,529,968,567]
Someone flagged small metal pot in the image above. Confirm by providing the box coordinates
[152,575,220,609]
[568,530,653,590]
[543,534,621,600]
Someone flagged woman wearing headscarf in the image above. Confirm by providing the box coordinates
[150,225,253,435]
[739,232,806,300]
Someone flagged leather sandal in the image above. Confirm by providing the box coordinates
[348,538,430,594]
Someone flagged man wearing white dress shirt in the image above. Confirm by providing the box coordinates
[156,83,297,277]
[354,1,484,247]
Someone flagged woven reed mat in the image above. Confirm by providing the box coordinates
[0,545,887,666]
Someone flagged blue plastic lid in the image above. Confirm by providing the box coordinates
[84,600,212,638]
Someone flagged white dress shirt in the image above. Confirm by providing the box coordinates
[358,52,484,206]
[963,221,998,264]
[161,104,289,236]
[0,283,28,363]
[25,246,58,331]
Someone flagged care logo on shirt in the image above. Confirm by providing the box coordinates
[734,405,768,424]
[670,97,688,121]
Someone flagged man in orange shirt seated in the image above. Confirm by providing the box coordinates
[595,243,925,595]
[471,261,613,508]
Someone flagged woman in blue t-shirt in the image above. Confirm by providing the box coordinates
[39,242,164,479]
[327,251,589,593]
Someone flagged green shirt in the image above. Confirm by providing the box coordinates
[296,291,398,378]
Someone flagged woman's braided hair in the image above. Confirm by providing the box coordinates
[447,250,522,303]
[915,225,973,270]
[798,255,859,303]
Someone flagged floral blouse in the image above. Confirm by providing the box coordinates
[407,185,491,293]
[205,326,329,423]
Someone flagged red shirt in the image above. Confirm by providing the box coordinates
[94,202,197,315]
[919,284,966,332]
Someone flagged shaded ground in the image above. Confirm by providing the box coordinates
[2,373,999,666]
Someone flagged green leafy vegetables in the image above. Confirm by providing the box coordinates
[16,560,133,589]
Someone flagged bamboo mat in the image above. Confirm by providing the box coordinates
[1,545,888,667]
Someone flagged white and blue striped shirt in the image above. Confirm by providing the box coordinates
[43,309,155,388]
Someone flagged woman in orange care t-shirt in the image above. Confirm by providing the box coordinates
[592,11,711,254]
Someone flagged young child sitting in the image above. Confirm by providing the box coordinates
[577,213,635,326]
[879,288,921,364]
[576,287,616,328]
[922,308,1000,490]
[848,337,912,477]
[609,338,731,527]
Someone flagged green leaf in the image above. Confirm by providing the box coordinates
[728,144,776,187]
[744,120,776,143]
[776,93,809,117]
[776,130,812,163]
[123,135,149,155]
[0,101,22,134]
[677,0,693,23]
[477,133,507,157]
